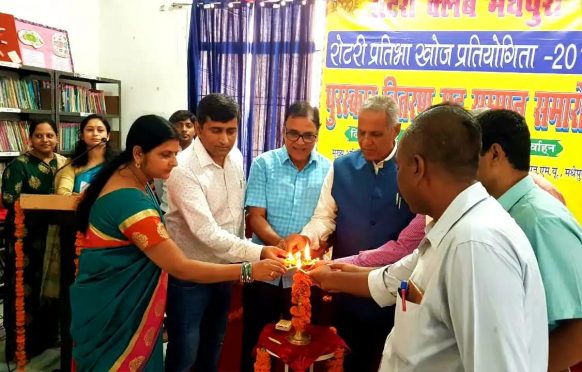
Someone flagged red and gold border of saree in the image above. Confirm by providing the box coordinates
[110,271,168,371]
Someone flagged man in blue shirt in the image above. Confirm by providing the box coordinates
[241,101,331,372]
[476,109,582,372]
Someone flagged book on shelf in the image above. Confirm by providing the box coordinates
[0,162,5,192]
[58,122,80,153]
[0,77,50,111]
[0,120,79,193]
[0,120,29,153]
[59,83,107,114]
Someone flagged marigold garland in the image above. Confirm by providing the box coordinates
[291,270,312,333]
[326,327,345,371]
[254,273,344,371]
[253,348,271,372]
[326,347,345,372]
[14,201,27,370]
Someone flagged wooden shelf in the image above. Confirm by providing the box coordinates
[58,111,119,119]
[0,62,52,75]
[55,71,121,85]
[1,151,76,158]
[0,64,122,170]
[0,151,20,157]
[0,108,52,115]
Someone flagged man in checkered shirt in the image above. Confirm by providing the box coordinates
[241,101,331,372]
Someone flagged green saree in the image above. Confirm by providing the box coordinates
[1,152,66,359]
[70,187,169,371]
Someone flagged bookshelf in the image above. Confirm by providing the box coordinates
[0,62,122,189]
[0,62,53,161]
[55,71,121,155]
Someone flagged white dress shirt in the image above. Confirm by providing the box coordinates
[165,137,262,263]
[368,182,548,372]
[156,144,189,212]
[160,177,170,212]
[300,143,397,248]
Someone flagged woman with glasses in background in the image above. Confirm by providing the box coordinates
[240,101,331,372]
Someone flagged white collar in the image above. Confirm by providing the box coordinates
[423,182,490,252]
[192,137,230,169]
[373,141,398,174]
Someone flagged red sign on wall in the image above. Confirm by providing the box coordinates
[0,13,23,64]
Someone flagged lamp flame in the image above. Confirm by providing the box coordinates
[304,243,311,260]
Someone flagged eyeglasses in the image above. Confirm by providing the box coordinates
[285,130,317,143]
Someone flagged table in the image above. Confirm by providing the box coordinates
[256,323,347,372]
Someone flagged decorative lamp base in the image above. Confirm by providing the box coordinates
[288,329,311,345]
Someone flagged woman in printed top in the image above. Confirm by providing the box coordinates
[1,118,67,360]
[70,115,286,371]
[55,114,116,195]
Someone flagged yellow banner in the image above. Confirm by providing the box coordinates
[319,0,582,222]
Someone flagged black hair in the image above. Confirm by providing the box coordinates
[476,109,530,171]
[29,118,57,137]
[169,110,196,124]
[75,115,180,232]
[71,114,116,167]
[425,101,464,111]
[403,105,481,179]
[284,101,320,130]
[196,94,240,127]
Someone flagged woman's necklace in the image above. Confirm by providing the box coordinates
[127,165,160,209]
[127,165,147,191]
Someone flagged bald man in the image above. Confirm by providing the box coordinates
[309,105,548,371]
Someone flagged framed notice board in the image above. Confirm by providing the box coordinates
[14,18,74,72]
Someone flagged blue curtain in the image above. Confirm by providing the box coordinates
[187,0,316,173]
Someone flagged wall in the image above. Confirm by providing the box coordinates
[1,0,191,145]
[99,0,191,145]
[0,0,101,75]
[2,1,323,147]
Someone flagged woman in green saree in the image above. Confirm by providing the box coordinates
[71,115,286,371]
[1,119,67,359]
[55,114,115,195]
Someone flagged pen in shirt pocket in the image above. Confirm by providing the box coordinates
[399,280,408,312]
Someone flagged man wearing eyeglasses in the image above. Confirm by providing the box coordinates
[286,95,417,371]
[240,101,331,372]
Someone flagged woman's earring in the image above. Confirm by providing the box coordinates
[136,162,141,169]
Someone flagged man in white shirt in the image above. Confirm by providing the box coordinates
[309,104,548,371]
[164,94,286,372]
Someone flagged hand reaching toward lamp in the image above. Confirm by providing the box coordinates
[284,233,311,254]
